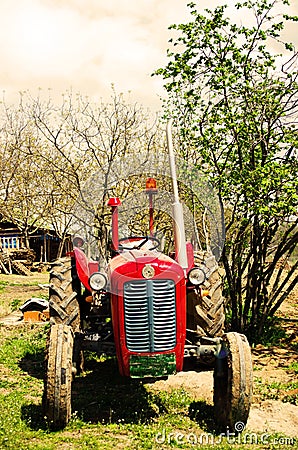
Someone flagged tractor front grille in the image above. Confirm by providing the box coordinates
[124,279,176,352]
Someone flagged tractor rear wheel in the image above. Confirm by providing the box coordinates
[187,251,225,338]
[43,324,74,430]
[49,257,81,332]
[213,332,253,431]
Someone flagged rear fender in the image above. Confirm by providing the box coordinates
[73,247,98,291]
[186,242,194,273]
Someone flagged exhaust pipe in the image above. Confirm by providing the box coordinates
[166,119,188,270]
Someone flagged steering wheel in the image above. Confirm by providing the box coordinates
[118,236,160,251]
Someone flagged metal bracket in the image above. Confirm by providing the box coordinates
[184,335,223,364]
[80,332,116,356]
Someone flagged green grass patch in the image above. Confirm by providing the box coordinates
[256,318,287,347]
[7,281,46,287]
[254,377,298,405]
[288,362,298,373]
[0,280,9,293]
[10,298,23,311]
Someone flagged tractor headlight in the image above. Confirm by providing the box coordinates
[188,267,206,286]
[89,272,107,291]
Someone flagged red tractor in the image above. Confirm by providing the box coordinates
[43,122,253,431]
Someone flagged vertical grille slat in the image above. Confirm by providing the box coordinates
[124,279,176,352]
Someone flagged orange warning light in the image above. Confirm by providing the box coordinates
[145,177,157,191]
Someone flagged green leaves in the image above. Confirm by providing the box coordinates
[155,0,298,340]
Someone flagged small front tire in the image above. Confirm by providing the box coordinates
[213,332,253,431]
[43,324,74,430]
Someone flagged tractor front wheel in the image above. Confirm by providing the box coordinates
[43,324,74,430]
[213,332,253,431]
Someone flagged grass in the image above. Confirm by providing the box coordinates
[0,324,297,449]
[254,377,298,405]
[0,280,9,293]
[258,320,288,346]
[288,362,298,373]
[0,275,297,449]
[0,324,216,450]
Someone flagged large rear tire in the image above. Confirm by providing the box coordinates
[187,251,225,337]
[213,332,253,431]
[49,257,81,332]
[43,324,74,430]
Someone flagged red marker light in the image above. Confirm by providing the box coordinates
[107,197,121,207]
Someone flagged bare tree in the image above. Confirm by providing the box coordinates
[0,100,56,248]
[29,88,160,259]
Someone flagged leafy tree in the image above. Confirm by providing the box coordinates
[155,0,298,341]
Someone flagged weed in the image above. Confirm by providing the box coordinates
[290,341,298,352]
[288,362,298,373]
[10,298,22,311]
[256,318,287,346]
[0,280,8,293]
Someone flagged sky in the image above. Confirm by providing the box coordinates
[0,0,297,111]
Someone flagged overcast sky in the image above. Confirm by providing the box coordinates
[0,0,297,110]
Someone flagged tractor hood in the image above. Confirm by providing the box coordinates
[109,250,184,289]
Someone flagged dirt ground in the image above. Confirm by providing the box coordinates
[0,272,297,439]
[0,272,49,318]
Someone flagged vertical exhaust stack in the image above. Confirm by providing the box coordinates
[166,119,188,270]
